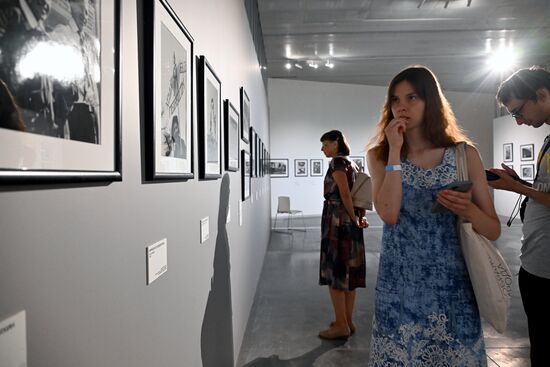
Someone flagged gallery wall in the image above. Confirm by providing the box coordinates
[269,78,495,217]
[492,115,550,217]
[0,0,270,366]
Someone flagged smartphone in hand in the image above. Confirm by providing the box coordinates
[485,169,520,182]
[431,181,472,213]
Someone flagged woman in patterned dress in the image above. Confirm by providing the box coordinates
[366,66,500,365]
[319,130,369,340]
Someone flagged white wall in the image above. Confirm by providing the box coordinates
[269,78,495,216]
[0,0,269,366]
[492,115,550,216]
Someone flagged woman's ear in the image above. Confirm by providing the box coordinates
[536,87,549,103]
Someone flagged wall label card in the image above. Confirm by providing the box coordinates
[146,239,168,285]
[0,310,27,367]
[200,217,210,243]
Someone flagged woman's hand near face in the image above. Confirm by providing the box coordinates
[384,117,408,149]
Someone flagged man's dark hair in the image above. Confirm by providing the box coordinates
[320,130,351,156]
[497,66,550,105]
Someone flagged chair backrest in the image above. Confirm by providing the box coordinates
[277,196,291,213]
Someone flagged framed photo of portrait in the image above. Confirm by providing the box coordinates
[520,164,534,181]
[503,143,513,162]
[520,144,534,161]
[240,87,250,143]
[270,159,288,178]
[143,0,193,180]
[310,159,323,176]
[197,55,222,179]
[294,159,308,177]
[241,150,250,201]
[350,156,366,172]
[0,0,121,184]
[224,100,239,172]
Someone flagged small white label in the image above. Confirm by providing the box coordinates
[0,310,27,367]
[200,217,210,243]
[226,205,231,224]
[146,239,167,285]
[239,202,243,226]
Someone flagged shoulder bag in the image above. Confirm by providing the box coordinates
[456,143,512,333]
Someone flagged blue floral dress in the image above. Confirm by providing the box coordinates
[368,146,486,366]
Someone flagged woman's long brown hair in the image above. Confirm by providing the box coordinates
[368,65,471,162]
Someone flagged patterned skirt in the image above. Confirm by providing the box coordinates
[319,200,366,291]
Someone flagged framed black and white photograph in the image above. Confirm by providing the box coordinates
[520,144,534,161]
[249,127,255,177]
[350,156,366,172]
[0,0,121,184]
[255,134,260,177]
[143,0,193,180]
[520,164,534,180]
[197,56,222,179]
[224,100,239,171]
[310,159,324,176]
[503,143,513,162]
[270,159,288,178]
[295,159,308,177]
[240,87,250,143]
[241,150,250,201]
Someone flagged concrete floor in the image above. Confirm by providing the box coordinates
[237,215,530,366]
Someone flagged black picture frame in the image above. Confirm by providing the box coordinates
[310,159,324,176]
[224,100,239,171]
[520,164,534,180]
[249,127,256,177]
[240,87,250,143]
[270,159,288,178]
[503,143,513,162]
[197,56,222,179]
[520,144,534,161]
[294,159,308,177]
[0,1,121,184]
[350,155,366,173]
[241,150,251,201]
[143,0,194,181]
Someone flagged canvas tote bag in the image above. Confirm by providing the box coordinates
[456,143,512,333]
[351,171,373,210]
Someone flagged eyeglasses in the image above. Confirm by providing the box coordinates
[510,100,528,119]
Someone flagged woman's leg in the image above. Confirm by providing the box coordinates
[319,288,350,339]
[344,290,356,331]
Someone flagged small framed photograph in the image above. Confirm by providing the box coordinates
[503,143,513,162]
[255,134,260,177]
[520,164,534,180]
[350,155,366,172]
[224,100,239,171]
[249,127,256,177]
[294,159,308,177]
[240,87,250,143]
[241,150,251,201]
[310,159,324,176]
[270,159,289,178]
[197,56,222,179]
[143,0,193,181]
[0,0,121,184]
[520,144,535,161]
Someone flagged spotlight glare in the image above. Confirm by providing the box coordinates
[487,46,517,72]
[285,62,292,70]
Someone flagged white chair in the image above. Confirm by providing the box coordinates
[274,196,306,231]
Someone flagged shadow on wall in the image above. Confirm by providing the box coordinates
[201,173,234,367]
[240,339,347,366]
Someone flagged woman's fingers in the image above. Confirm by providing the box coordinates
[437,190,471,214]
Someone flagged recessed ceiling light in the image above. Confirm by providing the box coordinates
[294,63,303,69]
[325,61,334,68]
[285,63,292,70]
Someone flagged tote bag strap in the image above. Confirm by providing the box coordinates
[456,143,469,181]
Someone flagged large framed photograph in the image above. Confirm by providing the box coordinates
[350,155,366,172]
[503,143,513,162]
[249,127,256,177]
[310,159,323,176]
[520,164,534,181]
[520,144,534,161]
[241,150,250,201]
[143,0,193,180]
[224,100,239,171]
[197,56,222,179]
[270,159,288,178]
[0,1,121,184]
[240,87,250,143]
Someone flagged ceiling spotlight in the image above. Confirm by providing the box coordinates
[325,61,334,68]
[487,46,517,72]
[294,63,303,69]
[308,62,318,69]
[285,62,292,70]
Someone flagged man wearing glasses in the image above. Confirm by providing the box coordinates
[488,66,550,366]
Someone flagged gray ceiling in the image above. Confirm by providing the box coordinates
[258,0,550,92]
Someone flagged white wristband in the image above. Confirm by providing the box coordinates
[385,164,402,172]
